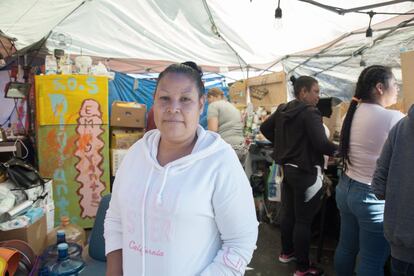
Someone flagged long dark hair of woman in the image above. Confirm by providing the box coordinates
[339,65,393,170]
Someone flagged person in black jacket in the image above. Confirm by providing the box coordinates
[260,76,338,276]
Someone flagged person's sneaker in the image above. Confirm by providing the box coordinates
[293,265,324,276]
[278,252,296,263]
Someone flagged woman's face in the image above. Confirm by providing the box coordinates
[381,76,399,107]
[300,83,320,106]
[153,72,204,144]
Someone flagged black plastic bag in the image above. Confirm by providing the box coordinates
[0,158,44,189]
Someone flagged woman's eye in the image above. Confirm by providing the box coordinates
[159,96,169,101]
[181,97,191,102]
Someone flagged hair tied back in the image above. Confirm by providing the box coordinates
[181,61,203,77]
[352,97,361,103]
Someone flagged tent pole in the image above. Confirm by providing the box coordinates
[258,56,289,76]
[287,32,351,74]
[313,15,414,76]
[201,0,248,74]
[298,0,414,15]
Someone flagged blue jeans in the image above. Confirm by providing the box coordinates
[334,174,390,276]
[391,257,414,276]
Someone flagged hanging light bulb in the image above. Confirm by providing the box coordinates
[274,0,283,30]
[365,11,375,47]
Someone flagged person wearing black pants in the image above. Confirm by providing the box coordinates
[260,76,337,276]
[281,165,324,272]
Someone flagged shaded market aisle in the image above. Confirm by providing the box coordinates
[246,223,336,276]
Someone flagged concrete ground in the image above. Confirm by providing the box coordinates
[246,223,336,276]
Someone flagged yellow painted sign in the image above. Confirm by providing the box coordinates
[36,74,110,228]
[35,75,109,125]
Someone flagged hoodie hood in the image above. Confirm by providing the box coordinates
[142,125,226,171]
[139,125,228,205]
[278,99,312,120]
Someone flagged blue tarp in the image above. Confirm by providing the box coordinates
[108,72,228,128]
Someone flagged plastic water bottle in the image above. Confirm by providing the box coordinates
[49,243,85,275]
[40,230,83,274]
[43,230,82,260]
[38,266,50,276]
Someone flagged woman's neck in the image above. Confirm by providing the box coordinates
[157,134,197,166]
[361,99,385,107]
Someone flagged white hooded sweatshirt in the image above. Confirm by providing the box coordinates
[104,126,258,276]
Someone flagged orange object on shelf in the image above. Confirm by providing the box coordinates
[46,216,86,248]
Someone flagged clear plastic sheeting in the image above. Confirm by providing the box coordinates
[283,24,414,102]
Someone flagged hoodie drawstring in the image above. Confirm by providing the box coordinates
[156,166,170,205]
[141,166,154,276]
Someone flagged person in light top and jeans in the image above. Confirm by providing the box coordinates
[335,65,405,276]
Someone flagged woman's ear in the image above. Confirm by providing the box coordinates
[298,87,307,101]
[376,82,384,95]
[199,95,205,114]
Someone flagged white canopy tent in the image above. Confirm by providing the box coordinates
[1,0,414,99]
[1,1,414,70]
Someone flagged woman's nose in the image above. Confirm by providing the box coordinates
[166,100,181,113]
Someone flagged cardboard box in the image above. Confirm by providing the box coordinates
[229,81,247,105]
[44,203,55,234]
[27,179,56,234]
[111,101,146,128]
[233,103,247,111]
[401,51,414,113]
[0,215,47,255]
[110,148,129,176]
[247,72,287,111]
[111,128,144,149]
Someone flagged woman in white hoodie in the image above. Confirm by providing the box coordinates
[104,62,258,276]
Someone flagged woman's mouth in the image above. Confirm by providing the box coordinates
[164,120,183,123]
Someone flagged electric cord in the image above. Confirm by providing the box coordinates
[13,138,29,159]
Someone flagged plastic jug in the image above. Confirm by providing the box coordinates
[43,230,82,260]
[40,230,83,275]
[48,243,85,275]
[47,216,86,247]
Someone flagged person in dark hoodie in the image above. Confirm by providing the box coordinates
[372,105,414,276]
[260,76,338,276]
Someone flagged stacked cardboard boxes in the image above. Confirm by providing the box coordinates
[110,101,146,175]
[229,72,287,112]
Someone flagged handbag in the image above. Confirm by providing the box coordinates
[0,158,44,189]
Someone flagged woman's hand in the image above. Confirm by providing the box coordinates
[106,249,123,276]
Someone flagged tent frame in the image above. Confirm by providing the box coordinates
[258,14,414,76]
[298,0,414,15]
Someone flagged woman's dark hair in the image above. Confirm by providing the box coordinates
[339,65,393,169]
[290,75,318,98]
[156,61,204,97]
[207,87,224,98]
